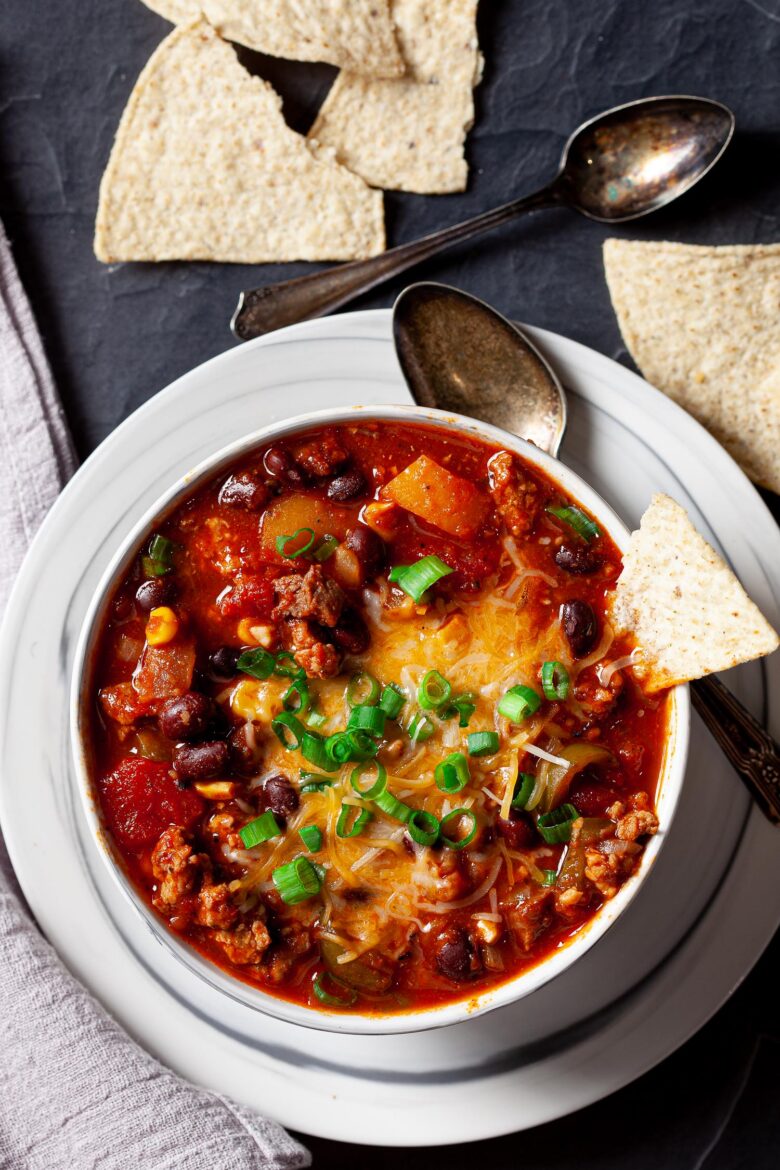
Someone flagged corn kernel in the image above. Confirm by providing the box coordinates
[145,606,179,646]
[474,917,502,945]
[194,780,236,801]
[236,618,275,648]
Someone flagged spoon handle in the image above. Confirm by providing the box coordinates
[231,185,560,340]
[691,675,780,825]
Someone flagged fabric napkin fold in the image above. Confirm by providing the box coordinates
[0,219,311,1170]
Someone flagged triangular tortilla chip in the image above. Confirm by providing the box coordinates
[140,0,404,77]
[603,239,780,494]
[94,20,385,263]
[609,493,778,692]
[308,0,483,194]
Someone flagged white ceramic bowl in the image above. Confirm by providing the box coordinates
[71,403,689,1035]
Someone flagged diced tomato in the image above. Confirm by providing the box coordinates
[99,757,204,851]
[218,577,276,619]
[569,781,621,818]
[99,682,152,726]
[132,639,196,704]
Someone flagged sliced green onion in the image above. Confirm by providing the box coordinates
[498,684,542,723]
[301,730,335,772]
[350,761,387,800]
[142,533,176,577]
[299,771,334,794]
[537,803,580,844]
[299,825,322,852]
[541,660,570,701]
[237,647,276,680]
[283,678,311,715]
[440,808,478,850]
[389,554,453,602]
[407,809,440,846]
[434,752,470,794]
[408,712,435,744]
[546,504,600,542]
[346,729,380,761]
[379,684,405,720]
[273,651,305,680]
[467,731,500,757]
[306,708,327,730]
[312,971,356,1007]
[275,527,316,559]
[440,692,477,728]
[540,868,557,887]
[336,804,373,838]
[312,534,339,563]
[272,712,306,750]
[347,705,386,737]
[325,732,354,767]
[373,789,411,823]
[418,670,452,711]
[511,772,536,810]
[239,811,282,849]
[346,671,380,707]
[272,856,323,904]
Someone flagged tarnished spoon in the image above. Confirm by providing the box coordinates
[393,281,780,826]
[232,94,734,340]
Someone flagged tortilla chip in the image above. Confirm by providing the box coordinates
[140,0,404,77]
[603,239,780,495]
[609,493,778,692]
[94,20,385,263]
[308,0,483,194]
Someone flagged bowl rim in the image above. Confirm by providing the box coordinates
[70,402,690,1036]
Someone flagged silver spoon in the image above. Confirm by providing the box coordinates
[393,281,780,826]
[231,94,734,341]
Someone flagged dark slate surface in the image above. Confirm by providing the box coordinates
[2,0,779,1165]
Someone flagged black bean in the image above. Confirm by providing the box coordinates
[561,598,599,659]
[159,692,214,741]
[327,470,367,502]
[434,926,482,982]
[345,525,385,580]
[208,646,241,680]
[554,544,602,575]
[330,607,370,654]
[135,577,176,612]
[264,446,309,488]
[218,471,270,512]
[228,724,262,776]
[264,774,299,816]
[496,811,535,850]
[173,740,229,782]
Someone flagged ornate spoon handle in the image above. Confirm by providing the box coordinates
[692,675,780,825]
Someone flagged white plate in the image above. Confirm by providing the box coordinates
[1,311,779,1146]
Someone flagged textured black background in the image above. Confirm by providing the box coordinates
[2,0,780,1166]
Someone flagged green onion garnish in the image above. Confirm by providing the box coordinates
[350,761,387,800]
[440,808,478,850]
[498,684,542,723]
[312,971,357,1007]
[540,868,557,886]
[306,708,327,729]
[467,730,500,757]
[373,788,411,823]
[312,534,339,563]
[346,729,380,761]
[142,533,176,578]
[273,651,305,680]
[272,712,306,750]
[546,504,600,542]
[407,809,440,847]
[283,678,311,715]
[325,732,354,767]
[440,691,477,727]
[299,771,333,794]
[299,825,322,852]
[389,555,453,602]
[379,684,405,719]
[301,731,335,772]
[237,647,276,680]
[537,803,580,844]
[336,804,373,838]
[541,660,570,701]
[275,527,316,559]
[347,705,386,737]
[418,670,452,711]
[434,752,470,794]
[346,671,380,707]
[239,811,282,849]
[272,856,323,904]
[511,772,536,810]
[408,712,435,744]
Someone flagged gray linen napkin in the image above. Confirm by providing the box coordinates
[0,221,311,1170]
